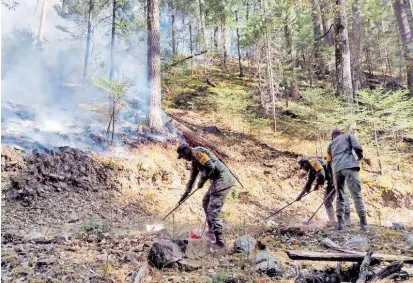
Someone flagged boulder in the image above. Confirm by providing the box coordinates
[254,251,276,264]
[148,241,184,269]
[255,252,282,278]
[343,236,369,251]
[234,235,256,254]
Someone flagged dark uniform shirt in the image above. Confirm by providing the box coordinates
[326,134,363,173]
[185,146,236,194]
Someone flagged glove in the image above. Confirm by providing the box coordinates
[313,185,320,191]
[178,191,189,204]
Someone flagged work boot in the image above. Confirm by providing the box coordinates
[360,216,371,232]
[214,231,226,249]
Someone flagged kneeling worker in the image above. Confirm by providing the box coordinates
[177,144,236,248]
[296,158,337,225]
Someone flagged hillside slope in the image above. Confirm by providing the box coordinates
[1,65,413,282]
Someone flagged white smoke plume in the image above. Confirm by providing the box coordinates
[1,0,178,152]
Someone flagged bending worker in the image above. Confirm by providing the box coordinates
[296,158,339,226]
[327,128,369,231]
[177,144,236,248]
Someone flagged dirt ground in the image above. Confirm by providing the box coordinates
[2,109,413,282]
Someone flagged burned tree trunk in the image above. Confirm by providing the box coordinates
[356,250,373,283]
[335,0,354,104]
[109,0,116,80]
[148,0,163,130]
[83,0,93,81]
[393,0,413,97]
[235,10,244,77]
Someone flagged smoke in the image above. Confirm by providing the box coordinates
[1,0,177,153]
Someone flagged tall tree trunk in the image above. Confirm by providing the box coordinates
[393,0,413,97]
[221,17,228,72]
[284,13,299,100]
[38,0,49,43]
[189,23,193,68]
[335,0,354,105]
[83,0,93,81]
[169,0,176,56]
[109,0,116,80]
[148,0,163,130]
[62,0,68,13]
[189,23,193,55]
[320,0,334,46]
[404,0,413,32]
[352,0,363,93]
[198,0,206,48]
[213,26,218,54]
[246,2,250,60]
[235,10,244,77]
[265,29,277,132]
[311,0,325,77]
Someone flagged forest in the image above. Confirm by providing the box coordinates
[1,0,413,282]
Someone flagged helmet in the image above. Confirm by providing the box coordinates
[177,144,190,159]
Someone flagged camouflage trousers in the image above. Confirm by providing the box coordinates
[324,178,350,221]
[202,181,232,234]
[333,168,366,223]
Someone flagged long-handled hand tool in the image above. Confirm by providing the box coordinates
[218,157,244,188]
[303,189,335,225]
[264,190,315,220]
[146,186,204,232]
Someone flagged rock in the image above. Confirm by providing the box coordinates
[124,251,139,263]
[254,251,276,264]
[185,238,209,260]
[96,254,116,263]
[392,222,405,230]
[343,236,369,251]
[173,236,189,254]
[148,241,184,269]
[234,235,256,254]
[255,260,282,277]
[68,214,79,223]
[177,259,201,272]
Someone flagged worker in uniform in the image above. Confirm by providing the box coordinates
[326,128,369,231]
[177,144,236,248]
[296,158,340,225]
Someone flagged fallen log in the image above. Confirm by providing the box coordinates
[356,250,373,283]
[167,50,207,69]
[286,250,413,263]
[169,115,229,158]
[371,261,403,282]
